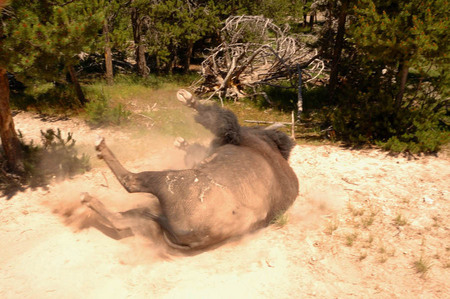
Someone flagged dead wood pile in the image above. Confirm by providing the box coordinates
[194,15,325,104]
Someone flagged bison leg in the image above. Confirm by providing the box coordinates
[174,137,210,168]
[81,194,186,245]
[177,89,241,145]
[81,193,133,237]
[96,136,173,195]
[95,136,145,193]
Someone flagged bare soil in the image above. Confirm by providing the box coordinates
[1,111,449,298]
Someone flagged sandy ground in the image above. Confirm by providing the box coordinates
[1,111,449,298]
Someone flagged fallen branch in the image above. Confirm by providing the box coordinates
[136,113,154,121]
[244,120,292,125]
[195,15,324,102]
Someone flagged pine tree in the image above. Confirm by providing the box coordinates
[0,0,105,171]
[328,0,353,102]
[1,0,105,104]
[351,0,449,105]
[101,0,131,84]
[130,0,148,77]
[134,0,218,74]
[327,0,449,150]
[0,1,23,172]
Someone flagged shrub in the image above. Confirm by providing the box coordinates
[257,84,297,111]
[329,63,449,154]
[378,107,450,154]
[10,83,81,113]
[84,90,130,126]
[38,129,90,179]
[247,84,329,120]
[1,129,90,195]
[303,86,330,110]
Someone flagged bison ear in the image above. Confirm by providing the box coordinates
[265,129,296,160]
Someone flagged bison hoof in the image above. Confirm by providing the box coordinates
[80,192,92,204]
[177,89,196,108]
[95,135,105,151]
[174,137,189,150]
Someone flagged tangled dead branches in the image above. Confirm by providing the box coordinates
[194,15,325,104]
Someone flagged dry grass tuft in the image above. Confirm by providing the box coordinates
[324,218,339,235]
[393,214,408,226]
[271,212,289,228]
[413,256,432,277]
[345,232,358,247]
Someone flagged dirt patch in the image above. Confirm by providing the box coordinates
[1,112,449,298]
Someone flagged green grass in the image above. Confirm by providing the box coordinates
[84,78,212,140]
[224,99,292,123]
[84,82,180,106]
[222,99,294,138]
[271,212,289,228]
[142,107,207,139]
[11,73,331,146]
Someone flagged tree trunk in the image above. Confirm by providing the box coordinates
[297,65,303,123]
[155,54,161,74]
[136,44,148,76]
[165,43,177,74]
[103,21,114,85]
[328,0,349,103]
[309,13,315,28]
[182,40,194,73]
[165,55,175,75]
[0,68,24,173]
[131,6,149,77]
[395,60,409,108]
[67,64,87,105]
[302,0,308,26]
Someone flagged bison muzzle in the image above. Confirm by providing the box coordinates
[82,90,299,250]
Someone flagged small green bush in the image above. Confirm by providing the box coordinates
[247,84,329,115]
[1,129,90,195]
[39,129,90,178]
[257,84,297,111]
[303,86,330,110]
[84,91,130,126]
[331,84,449,153]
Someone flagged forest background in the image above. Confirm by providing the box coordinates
[0,0,448,179]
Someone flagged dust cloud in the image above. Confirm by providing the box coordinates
[40,135,216,260]
[288,180,349,230]
[41,179,179,261]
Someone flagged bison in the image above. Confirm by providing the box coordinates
[82,90,299,250]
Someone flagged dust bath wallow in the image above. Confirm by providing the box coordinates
[82,90,299,250]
